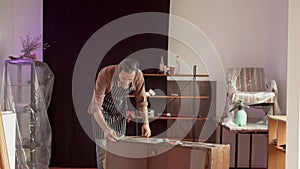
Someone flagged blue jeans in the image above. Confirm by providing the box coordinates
[95,139,106,169]
[95,136,124,169]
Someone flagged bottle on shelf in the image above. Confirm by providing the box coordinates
[159,56,165,74]
[175,56,180,74]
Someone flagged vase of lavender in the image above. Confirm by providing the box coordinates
[19,32,41,60]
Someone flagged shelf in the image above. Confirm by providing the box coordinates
[150,116,207,120]
[269,115,286,122]
[269,143,286,152]
[268,115,286,146]
[135,136,211,144]
[133,116,207,121]
[128,95,209,99]
[17,140,41,149]
[10,84,31,86]
[143,73,209,77]
[268,115,286,169]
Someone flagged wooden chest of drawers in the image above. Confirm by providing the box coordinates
[106,137,230,169]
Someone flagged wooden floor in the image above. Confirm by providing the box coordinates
[50,168,266,169]
[50,168,97,169]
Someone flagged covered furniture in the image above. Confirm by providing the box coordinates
[1,59,54,169]
[223,67,281,124]
[219,120,268,169]
[221,67,282,169]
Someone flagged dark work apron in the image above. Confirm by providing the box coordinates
[92,81,133,139]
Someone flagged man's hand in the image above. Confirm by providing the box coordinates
[141,123,151,137]
[104,128,119,142]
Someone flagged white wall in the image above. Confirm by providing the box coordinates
[268,0,288,113]
[0,0,14,85]
[0,0,43,86]
[169,0,288,167]
[169,0,271,72]
[286,0,300,168]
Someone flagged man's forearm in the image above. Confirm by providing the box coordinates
[139,106,149,124]
[93,110,110,131]
[93,110,119,141]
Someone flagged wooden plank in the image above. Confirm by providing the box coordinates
[135,116,208,121]
[0,107,10,169]
[268,144,285,169]
[268,118,278,144]
[269,115,286,122]
[143,74,209,77]
[277,120,286,147]
[128,95,210,99]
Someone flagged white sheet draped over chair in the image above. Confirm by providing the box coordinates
[223,67,282,125]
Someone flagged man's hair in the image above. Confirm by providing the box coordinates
[118,58,140,73]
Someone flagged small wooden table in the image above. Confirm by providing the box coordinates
[219,122,268,169]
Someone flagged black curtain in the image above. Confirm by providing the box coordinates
[43,0,170,167]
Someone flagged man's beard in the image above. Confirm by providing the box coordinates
[119,81,129,89]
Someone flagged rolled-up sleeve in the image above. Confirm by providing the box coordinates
[88,68,110,114]
[133,71,148,108]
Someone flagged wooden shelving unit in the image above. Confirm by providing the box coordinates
[126,69,216,142]
[268,115,286,169]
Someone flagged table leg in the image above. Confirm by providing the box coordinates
[235,133,238,169]
[249,133,253,169]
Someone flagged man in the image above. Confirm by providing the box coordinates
[89,58,151,169]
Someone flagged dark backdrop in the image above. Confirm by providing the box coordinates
[43,0,170,167]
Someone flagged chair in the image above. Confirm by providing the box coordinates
[223,67,281,124]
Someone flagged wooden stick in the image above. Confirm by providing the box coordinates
[0,106,10,169]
